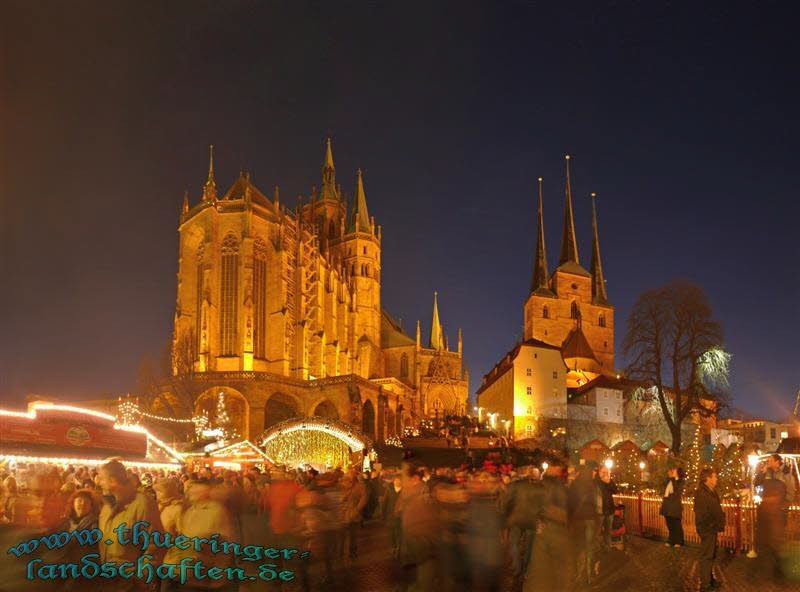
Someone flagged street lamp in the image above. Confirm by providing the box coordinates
[604,459,614,470]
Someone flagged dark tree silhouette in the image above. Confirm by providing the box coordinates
[624,281,728,453]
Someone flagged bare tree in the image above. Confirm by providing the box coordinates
[624,281,729,453]
[135,330,199,420]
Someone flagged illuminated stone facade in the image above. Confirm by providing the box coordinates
[169,141,468,442]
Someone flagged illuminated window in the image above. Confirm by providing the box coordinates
[253,239,268,359]
[400,353,409,378]
[571,301,579,319]
[526,424,533,436]
[220,234,240,356]
[526,386,532,395]
[599,314,606,327]
[543,306,549,319]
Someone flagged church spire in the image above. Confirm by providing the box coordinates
[202,145,217,201]
[349,169,372,233]
[559,154,579,266]
[182,190,189,214]
[590,192,608,304]
[531,177,553,294]
[429,291,444,350]
[320,137,339,200]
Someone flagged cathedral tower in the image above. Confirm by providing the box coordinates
[523,155,614,375]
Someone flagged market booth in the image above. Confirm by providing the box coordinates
[182,439,271,472]
[0,402,183,470]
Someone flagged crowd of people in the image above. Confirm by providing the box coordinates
[0,451,796,592]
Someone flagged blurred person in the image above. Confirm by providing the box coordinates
[153,477,184,536]
[755,465,789,581]
[342,469,367,560]
[568,462,602,585]
[466,473,503,592]
[162,480,237,592]
[597,465,618,549]
[659,466,685,547]
[434,480,470,592]
[500,466,543,590]
[0,476,21,525]
[524,459,571,592]
[396,461,440,592]
[97,460,164,592]
[384,476,403,557]
[694,467,725,592]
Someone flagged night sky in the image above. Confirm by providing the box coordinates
[3,2,798,420]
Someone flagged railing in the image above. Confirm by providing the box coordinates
[614,494,800,552]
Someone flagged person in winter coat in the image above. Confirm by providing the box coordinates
[499,466,544,587]
[524,460,572,592]
[296,486,333,590]
[568,462,603,585]
[659,466,685,547]
[694,467,726,592]
[754,469,788,581]
[153,477,184,536]
[396,461,440,592]
[163,480,238,591]
[596,465,619,549]
[383,476,403,557]
[342,470,368,560]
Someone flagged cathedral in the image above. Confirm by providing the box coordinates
[168,140,469,443]
[477,155,616,440]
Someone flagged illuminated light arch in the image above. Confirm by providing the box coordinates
[258,416,374,466]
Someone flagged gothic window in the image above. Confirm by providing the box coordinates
[195,244,204,360]
[400,353,409,378]
[253,239,268,359]
[433,399,443,410]
[220,234,240,356]
[570,301,579,319]
[599,314,606,327]
[351,264,356,275]
[543,305,549,319]
[552,371,558,379]
[363,246,367,255]
[526,386,532,395]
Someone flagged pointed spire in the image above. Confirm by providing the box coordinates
[457,328,463,355]
[182,190,189,214]
[429,291,444,350]
[273,185,280,206]
[590,192,609,304]
[349,169,372,233]
[320,138,339,200]
[559,155,579,265]
[202,145,217,201]
[416,320,421,349]
[531,177,553,294]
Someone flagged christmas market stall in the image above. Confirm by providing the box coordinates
[182,439,271,472]
[0,402,184,470]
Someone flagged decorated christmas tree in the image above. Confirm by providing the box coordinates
[717,442,744,497]
[611,444,644,488]
[215,392,237,440]
[681,427,703,492]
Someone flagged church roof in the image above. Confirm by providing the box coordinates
[555,260,591,277]
[561,326,599,362]
[380,309,415,348]
[222,173,271,205]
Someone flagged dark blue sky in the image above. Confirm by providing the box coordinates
[2,2,798,420]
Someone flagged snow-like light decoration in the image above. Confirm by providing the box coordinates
[698,347,732,390]
[385,436,403,448]
[116,397,208,438]
[0,402,184,464]
[263,429,352,469]
[260,417,372,452]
